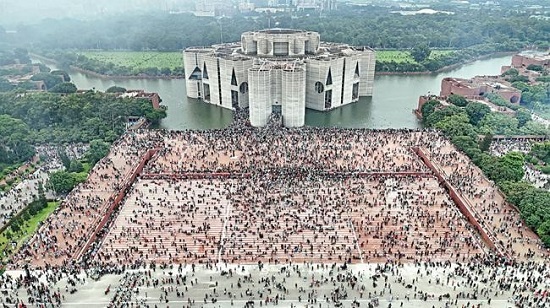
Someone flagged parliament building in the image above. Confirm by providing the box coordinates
[184,29,375,127]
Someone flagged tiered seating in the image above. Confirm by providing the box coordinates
[13,132,160,267]
[96,179,230,264]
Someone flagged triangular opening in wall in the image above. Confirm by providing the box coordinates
[189,67,202,80]
[231,69,238,86]
[326,68,332,85]
[203,63,209,79]
[354,62,360,78]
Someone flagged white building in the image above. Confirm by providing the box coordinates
[184,29,375,127]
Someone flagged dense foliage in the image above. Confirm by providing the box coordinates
[527,142,550,175]
[49,170,87,194]
[0,91,166,144]
[422,96,550,247]
[0,114,35,169]
[3,7,547,74]
[0,48,31,66]
[10,9,548,51]
[7,194,47,234]
[0,91,166,179]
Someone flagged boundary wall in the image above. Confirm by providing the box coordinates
[75,148,159,261]
[413,147,507,257]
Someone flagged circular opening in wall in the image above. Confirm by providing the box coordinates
[239,82,249,94]
[315,81,324,93]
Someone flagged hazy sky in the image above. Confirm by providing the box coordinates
[0,0,195,27]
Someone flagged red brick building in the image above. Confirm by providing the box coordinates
[440,76,521,104]
[511,53,550,69]
[119,90,162,109]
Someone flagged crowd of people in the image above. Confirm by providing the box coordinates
[1,260,548,307]
[490,138,550,190]
[423,136,548,260]
[2,110,549,306]
[93,175,484,266]
[0,144,86,231]
[10,133,164,268]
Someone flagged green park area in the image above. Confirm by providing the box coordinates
[78,50,455,70]
[78,51,183,71]
[0,201,59,264]
[375,49,456,63]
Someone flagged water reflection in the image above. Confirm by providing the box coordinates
[38,55,512,130]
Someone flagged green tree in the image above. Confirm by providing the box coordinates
[68,160,84,173]
[50,70,71,82]
[0,115,35,165]
[13,48,31,64]
[502,68,519,76]
[538,221,550,247]
[479,133,493,152]
[447,94,468,107]
[85,139,111,165]
[57,148,71,169]
[465,102,491,125]
[515,108,532,128]
[160,67,172,76]
[49,82,77,94]
[479,113,519,135]
[433,113,476,138]
[526,64,543,72]
[519,121,549,135]
[500,181,535,205]
[410,44,431,63]
[0,78,14,92]
[106,86,127,93]
[30,73,63,89]
[424,105,466,127]
[49,171,78,194]
[491,152,525,184]
[531,142,550,164]
[420,99,441,121]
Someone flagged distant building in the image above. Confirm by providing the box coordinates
[440,76,521,104]
[118,90,162,109]
[295,0,337,11]
[510,53,550,69]
[240,0,337,12]
[194,0,235,16]
[184,29,375,127]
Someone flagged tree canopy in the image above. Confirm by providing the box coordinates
[30,72,63,90]
[410,44,431,63]
[106,86,127,93]
[49,82,77,94]
[0,114,35,166]
[0,91,166,144]
[447,94,468,107]
[425,98,550,247]
[465,102,491,126]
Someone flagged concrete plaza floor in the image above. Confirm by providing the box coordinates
[3,263,535,307]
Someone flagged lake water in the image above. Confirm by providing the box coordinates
[41,55,512,130]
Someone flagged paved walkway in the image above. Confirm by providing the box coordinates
[3,263,540,307]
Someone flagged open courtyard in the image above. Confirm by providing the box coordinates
[3,124,549,307]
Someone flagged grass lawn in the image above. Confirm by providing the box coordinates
[78,50,457,70]
[375,50,456,63]
[78,51,183,70]
[0,201,59,263]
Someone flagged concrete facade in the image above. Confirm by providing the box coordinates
[184,28,375,127]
